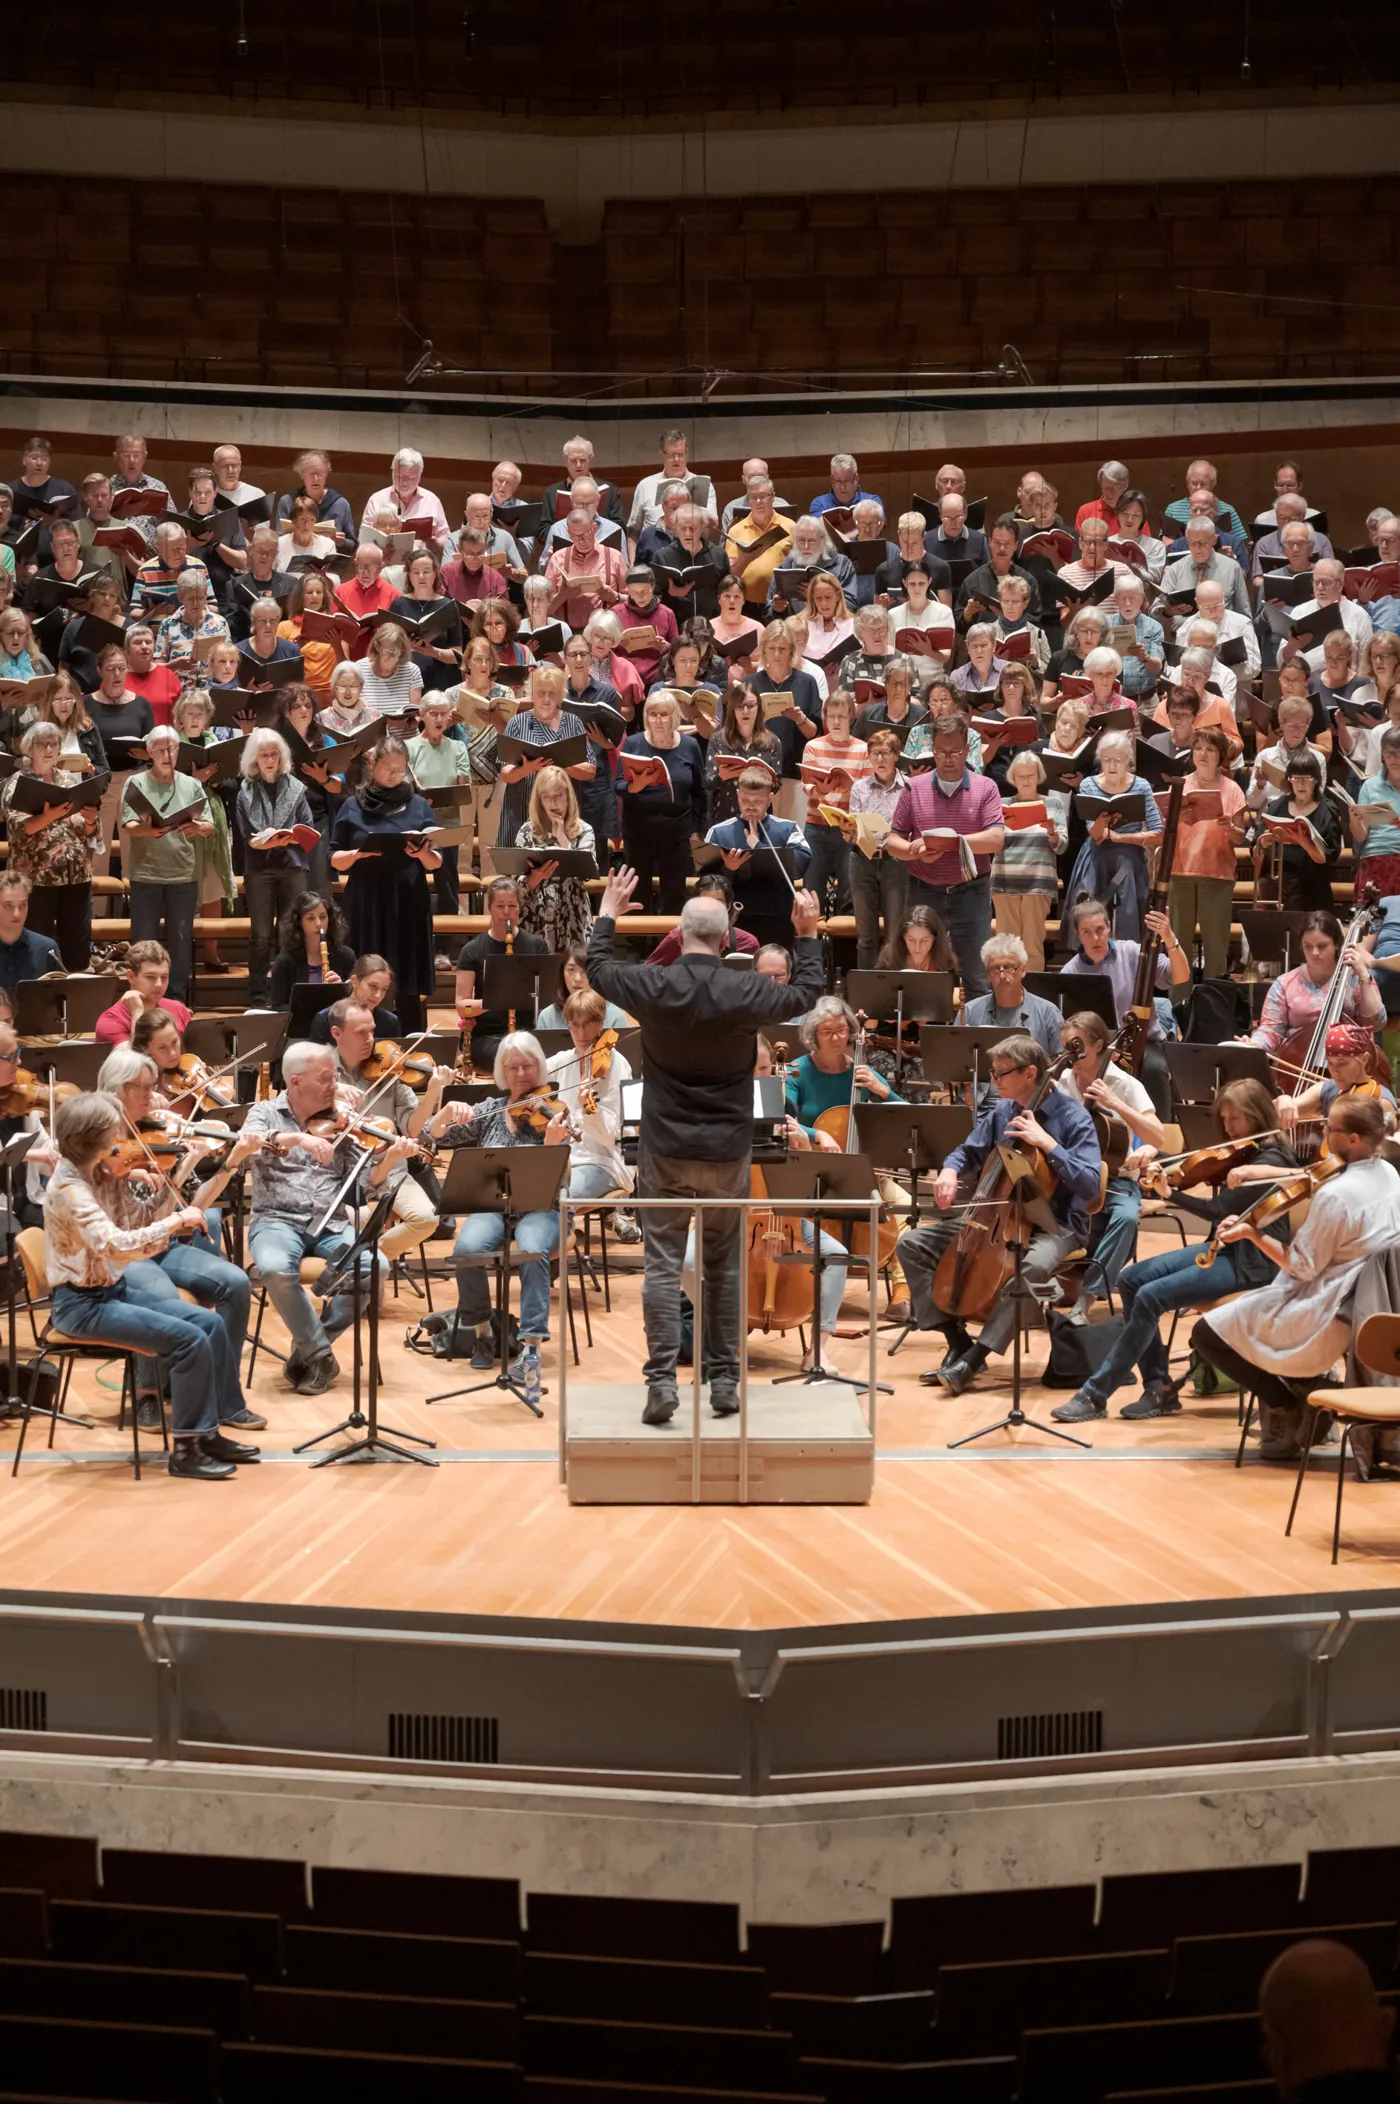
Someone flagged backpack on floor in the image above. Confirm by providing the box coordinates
[1042,1312,1127,1389]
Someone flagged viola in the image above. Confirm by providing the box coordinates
[102,1132,185,1180]
[1273,887,1389,1158]
[1194,1154,1344,1270]
[0,1068,79,1118]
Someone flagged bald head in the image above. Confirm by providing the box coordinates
[679,894,730,953]
[1260,1938,1394,2090]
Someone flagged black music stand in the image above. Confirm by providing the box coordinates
[1165,1042,1275,1103]
[294,1182,438,1468]
[946,1175,1092,1453]
[919,1024,1012,1105]
[761,1152,892,1395]
[854,1100,975,1347]
[480,952,564,1031]
[1025,970,1118,1030]
[289,981,343,1041]
[1238,908,1312,977]
[23,1039,106,1093]
[428,1144,570,1416]
[12,974,123,1039]
[844,969,955,1083]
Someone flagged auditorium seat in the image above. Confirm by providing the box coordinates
[248,1983,517,2059]
[932,1948,1171,2057]
[770,1986,935,2060]
[1168,1922,1398,2014]
[745,1918,885,1995]
[0,2011,219,2104]
[284,1922,520,2001]
[309,1863,519,1939]
[0,1832,98,1902]
[524,2086,823,2104]
[219,2041,515,2104]
[808,2060,1013,2102]
[1018,2012,1266,2102]
[1096,1865,1302,1949]
[0,1955,251,2038]
[524,1949,767,2029]
[526,1891,741,1963]
[1302,1845,1400,1922]
[887,1883,1097,1987]
[0,1892,46,1960]
[99,1849,308,1921]
[523,2010,803,2091]
[50,1901,284,1983]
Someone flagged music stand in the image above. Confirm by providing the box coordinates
[854,1101,975,1347]
[845,969,955,1082]
[532,1030,573,1060]
[614,1027,643,1078]
[294,1181,438,1468]
[442,1081,498,1106]
[23,1039,106,1092]
[761,1151,893,1396]
[1165,1042,1275,1103]
[1025,970,1118,1031]
[946,1176,1092,1453]
[920,1025,1011,1103]
[289,981,342,1041]
[1239,908,1312,977]
[12,975,123,1039]
[481,952,564,1029]
[428,1145,570,1416]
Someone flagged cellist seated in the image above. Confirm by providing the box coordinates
[896,1032,1101,1396]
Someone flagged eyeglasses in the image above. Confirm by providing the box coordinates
[990,1063,1029,1082]
[987,962,1022,976]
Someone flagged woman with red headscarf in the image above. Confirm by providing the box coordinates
[1247,1022,1398,1168]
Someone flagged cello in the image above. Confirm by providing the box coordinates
[932,1048,1074,1324]
[1273,889,1389,1160]
[747,1044,811,1337]
[812,1015,900,1279]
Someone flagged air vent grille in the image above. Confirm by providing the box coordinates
[0,1688,47,1732]
[997,1708,1102,1761]
[388,1712,499,1764]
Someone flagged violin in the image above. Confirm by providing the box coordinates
[1273,888,1389,1158]
[576,1029,620,1118]
[167,1054,238,1114]
[1193,1154,1344,1269]
[307,1105,436,1162]
[504,1086,577,1139]
[359,1039,437,1090]
[0,1068,79,1117]
[102,1132,185,1180]
[1142,1132,1271,1198]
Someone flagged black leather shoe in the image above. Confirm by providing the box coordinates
[202,1432,260,1463]
[282,1353,306,1389]
[169,1443,236,1481]
[642,1385,678,1426]
[709,1383,740,1417]
[224,1407,267,1431]
[935,1344,991,1396]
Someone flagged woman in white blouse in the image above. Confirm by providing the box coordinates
[357,622,424,719]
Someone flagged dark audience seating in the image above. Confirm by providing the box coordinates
[4,1828,1400,2099]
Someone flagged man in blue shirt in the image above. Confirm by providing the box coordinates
[961,938,1064,1060]
[810,452,883,520]
[894,1033,1101,1395]
[0,873,61,995]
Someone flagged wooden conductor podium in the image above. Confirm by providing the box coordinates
[559,1168,882,1507]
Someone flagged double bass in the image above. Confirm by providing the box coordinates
[1273,888,1389,1159]
[933,1048,1074,1323]
[812,1015,900,1279]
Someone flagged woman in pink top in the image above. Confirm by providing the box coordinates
[1167,726,1248,980]
[585,610,644,716]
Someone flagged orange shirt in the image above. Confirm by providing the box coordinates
[1171,769,1246,882]
[280,616,338,698]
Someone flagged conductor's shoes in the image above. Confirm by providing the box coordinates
[642,1384,678,1426]
[709,1382,740,1417]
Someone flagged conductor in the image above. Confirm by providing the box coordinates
[587,864,825,1425]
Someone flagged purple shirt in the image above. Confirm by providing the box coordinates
[890,768,1004,886]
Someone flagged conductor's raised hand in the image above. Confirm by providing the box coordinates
[600,865,640,920]
[790,887,822,939]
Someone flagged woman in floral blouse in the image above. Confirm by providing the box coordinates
[154,570,231,698]
[2,721,99,967]
[514,766,596,955]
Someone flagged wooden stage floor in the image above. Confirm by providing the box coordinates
[0,1220,1396,1629]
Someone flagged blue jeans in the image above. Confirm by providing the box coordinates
[908,876,993,998]
[124,1238,252,1395]
[1078,1244,1244,1406]
[1082,1176,1141,1300]
[454,1210,558,1341]
[568,1162,620,1201]
[248,1218,383,1364]
[52,1279,236,1437]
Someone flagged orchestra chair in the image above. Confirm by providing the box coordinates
[1286,1313,1400,1565]
[567,1188,630,1342]
[10,1229,162,1480]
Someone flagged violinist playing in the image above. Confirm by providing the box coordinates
[544,988,634,1204]
[896,1033,1102,1397]
[1268,1023,1398,1156]
[327,996,445,1262]
[1053,1010,1166,1327]
[243,1042,418,1398]
[41,1092,256,1482]
[128,1007,230,1119]
[1050,1078,1297,1426]
[0,1020,58,1234]
[1192,1095,1400,1464]
[94,1043,261,1433]
[424,1031,571,1401]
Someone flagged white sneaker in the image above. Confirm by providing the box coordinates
[1062,1302,1089,1328]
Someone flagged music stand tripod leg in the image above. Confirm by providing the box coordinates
[946,1216,1092,1451]
[297,1191,439,1464]
[429,1205,543,1417]
[773,1195,892,1395]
